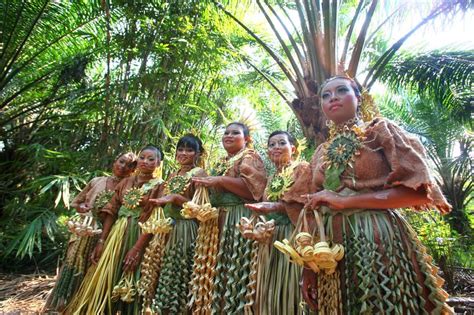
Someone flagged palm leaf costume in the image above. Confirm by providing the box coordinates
[67,175,161,315]
[257,161,312,315]
[45,176,118,312]
[208,149,267,314]
[148,167,206,314]
[308,118,452,314]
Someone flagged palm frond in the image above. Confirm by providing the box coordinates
[4,209,60,259]
[379,50,474,125]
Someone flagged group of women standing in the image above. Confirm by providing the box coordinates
[45,75,453,314]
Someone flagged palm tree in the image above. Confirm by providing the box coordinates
[380,50,474,127]
[0,1,111,133]
[378,49,473,237]
[215,0,472,143]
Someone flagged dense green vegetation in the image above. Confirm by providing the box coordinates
[0,0,472,282]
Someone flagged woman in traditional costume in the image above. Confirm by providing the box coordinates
[141,134,206,313]
[302,76,452,314]
[245,130,312,315]
[45,152,136,312]
[192,122,267,314]
[67,146,163,315]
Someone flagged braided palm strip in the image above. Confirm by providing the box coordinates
[353,219,373,314]
[367,239,385,312]
[331,271,340,313]
[211,215,232,313]
[398,216,451,314]
[389,213,425,314]
[235,224,253,313]
[223,225,246,313]
[49,265,72,308]
[189,222,206,311]
[342,219,359,313]
[316,272,338,313]
[374,234,396,313]
[219,206,253,314]
[374,213,404,313]
[151,243,177,311]
[153,238,192,313]
[69,236,96,301]
[49,235,97,310]
[353,214,387,314]
[168,241,185,313]
[138,233,166,308]
[55,236,84,304]
[75,237,88,275]
[244,240,258,314]
[385,237,404,315]
[50,238,81,307]
[189,221,212,313]
[179,241,195,313]
[198,221,219,314]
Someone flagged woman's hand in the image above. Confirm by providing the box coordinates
[90,241,104,264]
[245,202,281,215]
[192,176,221,188]
[123,246,142,273]
[76,202,91,213]
[303,190,347,210]
[139,195,149,207]
[148,195,175,207]
[301,268,318,310]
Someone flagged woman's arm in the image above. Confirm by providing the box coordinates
[123,233,153,273]
[90,213,116,264]
[245,201,285,214]
[305,186,430,210]
[70,181,94,212]
[193,176,254,200]
[148,193,189,208]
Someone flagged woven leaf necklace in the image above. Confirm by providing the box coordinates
[265,161,297,201]
[323,118,365,191]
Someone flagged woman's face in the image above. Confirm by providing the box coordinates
[267,134,295,166]
[176,146,198,167]
[222,124,248,155]
[320,78,360,124]
[137,149,160,174]
[112,154,136,178]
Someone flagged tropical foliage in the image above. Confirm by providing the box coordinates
[0,0,472,277]
[216,0,473,143]
[379,50,473,237]
[378,49,473,284]
[0,0,251,271]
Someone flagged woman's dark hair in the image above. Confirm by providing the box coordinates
[114,151,137,161]
[176,134,204,154]
[139,145,164,160]
[226,122,250,137]
[319,75,362,97]
[267,130,297,147]
[114,151,137,168]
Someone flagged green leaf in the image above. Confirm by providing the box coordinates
[62,178,70,208]
[39,178,59,194]
[323,165,345,191]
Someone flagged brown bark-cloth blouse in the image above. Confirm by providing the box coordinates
[310,118,450,213]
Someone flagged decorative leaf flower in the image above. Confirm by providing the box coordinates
[325,131,362,169]
[166,175,189,195]
[123,187,144,209]
[265,163,297,201]
[323,126,364,191]
[210,149,248,176]
[94,190,114,211]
